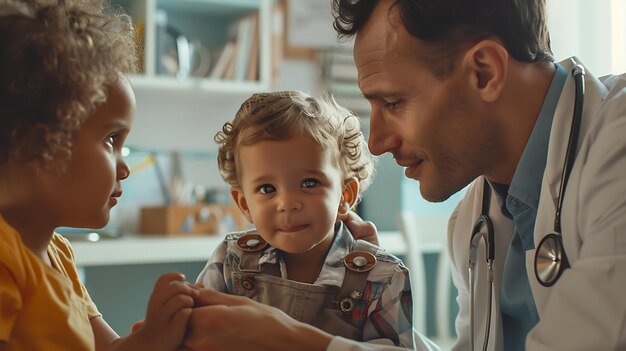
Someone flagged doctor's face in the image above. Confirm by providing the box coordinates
[354,2,498,202]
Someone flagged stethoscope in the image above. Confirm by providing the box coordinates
[469,59,585,351]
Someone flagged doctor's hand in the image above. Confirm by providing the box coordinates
[183,289,332,351]
[338,210,379,246]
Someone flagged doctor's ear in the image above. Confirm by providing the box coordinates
[461,39,509,103]
[230,187,253,223]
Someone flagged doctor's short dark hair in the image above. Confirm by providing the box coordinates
[0,0,137,169]
[215,90,375,194]
[332,0,553,78]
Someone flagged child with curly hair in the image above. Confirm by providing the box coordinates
[0,0,198,350]
[194,91,415,348]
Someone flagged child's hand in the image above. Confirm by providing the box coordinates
[132,272,199,351]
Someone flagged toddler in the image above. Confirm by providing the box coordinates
[0,0,197,350]
[196,91,414,347]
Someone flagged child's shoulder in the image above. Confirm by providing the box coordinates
[352,239,406,268]
[341,238,409,289]
[222,228,275,255]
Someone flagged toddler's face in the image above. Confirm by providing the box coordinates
[232,136,345,255]
[36,78,136,228]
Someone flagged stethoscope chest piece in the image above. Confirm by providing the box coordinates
[534,233,570,287]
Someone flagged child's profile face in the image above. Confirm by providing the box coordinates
[231,136,345,255]
[36,78,136,229]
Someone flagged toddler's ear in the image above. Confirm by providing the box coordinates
[341,177,359,209]
[230,187,253,223]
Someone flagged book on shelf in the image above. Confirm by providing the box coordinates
[246,12,260,81]
[233,15,252,81]
[271,3,284,86]
[209,12,260,81]
[223,45,238,80]
[209,41,236,80]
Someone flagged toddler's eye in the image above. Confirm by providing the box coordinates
[302,179,320,188]
[259,184,276,194]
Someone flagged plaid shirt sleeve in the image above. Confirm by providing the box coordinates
[196,239,231,292]
[361,264,414,348]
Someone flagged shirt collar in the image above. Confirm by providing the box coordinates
[315,221,357,286]
[508,63,568,211]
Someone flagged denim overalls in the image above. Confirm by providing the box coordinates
[231,231,379,340]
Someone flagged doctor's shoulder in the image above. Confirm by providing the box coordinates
[595,73,626,124]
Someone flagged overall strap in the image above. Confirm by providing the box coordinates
[232,233,282,278]
[236,233,268,273]
[336,240,378,313]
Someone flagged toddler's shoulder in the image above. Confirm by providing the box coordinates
[351,239,408,279]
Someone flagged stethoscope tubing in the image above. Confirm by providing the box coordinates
[468,60,585,350]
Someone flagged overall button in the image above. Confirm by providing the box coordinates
[344,251,376,272]
[339,297,355,313]
[237,234,268,252]
[241,277,255,290]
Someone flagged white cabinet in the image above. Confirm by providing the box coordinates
[115,0,273,94]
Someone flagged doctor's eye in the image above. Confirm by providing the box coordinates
[301,178,320,188]
[384,100,401,110]
[258,184,276,194]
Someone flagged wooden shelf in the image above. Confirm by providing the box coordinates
[129,75,269,95]
[115,0,272,91]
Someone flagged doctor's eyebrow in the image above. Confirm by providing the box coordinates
[361,90,400,101]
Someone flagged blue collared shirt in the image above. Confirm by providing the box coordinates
[500,63,568,351]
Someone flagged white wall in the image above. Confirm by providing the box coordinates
[547,0,626,76]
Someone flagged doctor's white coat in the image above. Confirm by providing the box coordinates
[327,58,626,351]
[448,58,626,351]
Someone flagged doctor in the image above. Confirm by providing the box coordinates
[183,0,626,350]
[334,0,626,350]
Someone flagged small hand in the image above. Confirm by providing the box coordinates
[132,272,199,351]
[338,210,379,246]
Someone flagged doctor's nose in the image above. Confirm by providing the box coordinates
[276,193,302,212]
[368,109,399,156]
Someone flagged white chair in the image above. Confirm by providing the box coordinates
[397,212,455,347]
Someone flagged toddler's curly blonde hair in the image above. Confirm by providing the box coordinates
[215,91,375,195]
[0,0,137,169]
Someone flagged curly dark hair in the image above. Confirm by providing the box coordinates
[332,0,553,78]
[215,91,375,195]
[0,0,137,169]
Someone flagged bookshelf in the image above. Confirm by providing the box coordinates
[113,0,274,94]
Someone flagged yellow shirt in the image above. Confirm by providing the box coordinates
[0,215,100,350]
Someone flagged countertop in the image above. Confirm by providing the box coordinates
[71,231,407,267]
